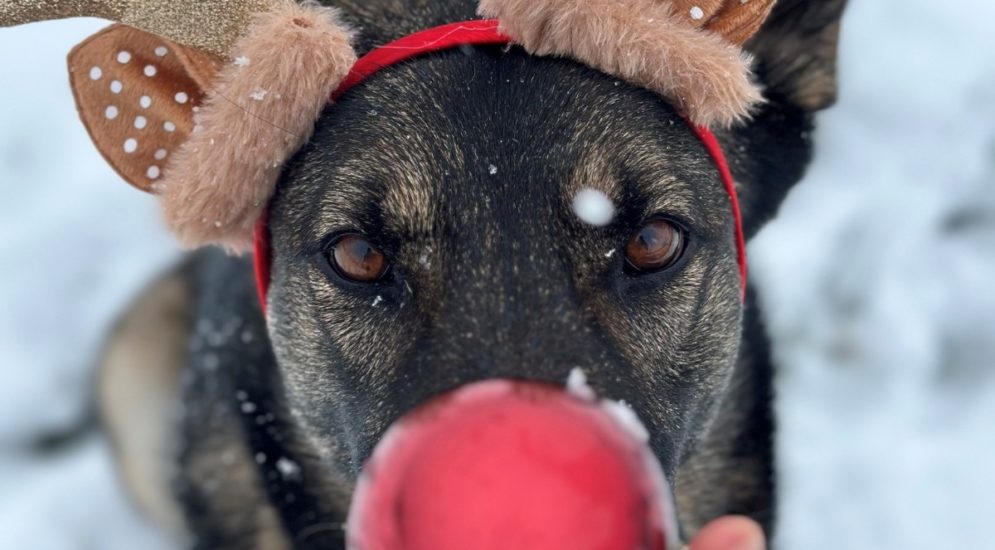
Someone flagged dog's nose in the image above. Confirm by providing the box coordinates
[346,379,679,550]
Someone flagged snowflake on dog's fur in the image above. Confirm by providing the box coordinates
[572,188,616,226]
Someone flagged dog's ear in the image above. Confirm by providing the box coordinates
[725,0,850,239]
[745,0,848,112]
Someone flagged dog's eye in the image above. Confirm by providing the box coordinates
[328,234,388,283]
[625,219,685,273]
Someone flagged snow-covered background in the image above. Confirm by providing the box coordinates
[1,1,993,548]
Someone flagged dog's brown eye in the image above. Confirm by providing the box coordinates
[625,219,685,272]
[330,234,388,283]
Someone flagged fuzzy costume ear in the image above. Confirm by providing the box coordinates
[478,0,776,127]
[155,3,356,251]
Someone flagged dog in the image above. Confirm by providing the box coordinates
[82,0,850,548]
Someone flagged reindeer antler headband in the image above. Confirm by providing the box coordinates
[1,0,774,253]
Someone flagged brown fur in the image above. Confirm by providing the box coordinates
[478,0,765,127]
[98,269,193,541]
[155,1,357,251]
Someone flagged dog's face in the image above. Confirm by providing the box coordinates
[257,0,848,527]
[268,50,744,479]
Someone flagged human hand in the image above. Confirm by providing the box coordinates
[686,516,766,550]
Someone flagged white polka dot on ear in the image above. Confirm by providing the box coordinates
[154,46,168,57]
[117,51,132,64]
[175,92,189,104]
[110,80,123,94]
[105,105,119,120]
[139,95,152,109]
[89,67,102,81]
[690,6,705,20]
[154,149,168,160]
[123,138,138,154]
[134,116,147,130]
[143,65,157,77]
[163,121,176,132]
[147,165,161,179]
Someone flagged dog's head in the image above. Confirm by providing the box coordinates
[263,0,847,481]
[2,0,848,537]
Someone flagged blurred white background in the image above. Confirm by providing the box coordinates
[1,1,994,548]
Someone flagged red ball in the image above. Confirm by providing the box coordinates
[347,380,678,550]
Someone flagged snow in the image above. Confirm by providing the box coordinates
[1,2,994,548]
[276,457,302,481]
[600,399,651,445]
[0,18,177,549]
[572,187,616,226]
[564,368,651,444]
[566,367,597,402]
[753,2,995,548]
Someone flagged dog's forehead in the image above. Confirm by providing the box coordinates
[276,50,730,245]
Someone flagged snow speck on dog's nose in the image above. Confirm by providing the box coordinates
[566,367,597,402]
[572,188,616,226]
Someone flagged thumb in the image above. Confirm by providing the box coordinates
[688,515,766,550]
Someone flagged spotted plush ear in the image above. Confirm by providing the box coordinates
[69,24,222,192]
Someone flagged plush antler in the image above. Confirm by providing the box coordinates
[0,0,282,57]
[479,0,778,127]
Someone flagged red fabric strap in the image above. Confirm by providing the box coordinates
[253,20,747,313]
[332,20,512,101]
[690,126,748,299]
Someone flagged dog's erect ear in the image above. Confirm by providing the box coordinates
[2,0,357,252]
[722,0,850,240]
[745,0,849,111]
[68,25,222,193]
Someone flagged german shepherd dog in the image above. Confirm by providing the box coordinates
[96,1,849,548]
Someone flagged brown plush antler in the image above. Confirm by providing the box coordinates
[0,0,282,57]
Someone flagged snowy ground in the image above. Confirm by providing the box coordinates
[1,2,993,549]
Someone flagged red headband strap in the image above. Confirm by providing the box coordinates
[252,20,747,313]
